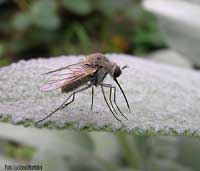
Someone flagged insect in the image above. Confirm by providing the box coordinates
[37,53,131,123]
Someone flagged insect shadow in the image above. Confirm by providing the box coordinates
[37,53,131,124]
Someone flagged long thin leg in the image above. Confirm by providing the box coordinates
[108,87,120,116]
[37,84,92,124]
[60,84,92,110]
[36,95,72,124]
[101,83,128,120]
[91,86,94,110]
[112,86,128,120]
[59,93,75,110]
[100,85,121,122]
[100,84,118,115]
[101,84,117,114]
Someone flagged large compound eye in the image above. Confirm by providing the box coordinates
[113,65,122,78]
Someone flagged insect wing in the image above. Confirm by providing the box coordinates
[42,62,81,75]
[40,63,96,92]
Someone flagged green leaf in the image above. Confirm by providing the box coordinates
[151,159,194,171]
[12,12,31,31]
[32,149,69,171]
[0,123,93,157]
[90,132,119,162]
[117,132,141,169]
[73,23,92,51]
[0,57,11,67]
[96,0,132,16]
[178,137,200,171]
[63,0,92,15]
[134,136,193,171]
[31,0,60,30]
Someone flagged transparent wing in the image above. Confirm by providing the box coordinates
[40,63,96,92]
[42,62,81,75]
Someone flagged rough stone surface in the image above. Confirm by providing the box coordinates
[148,49,193,69]
[0,54,200,135]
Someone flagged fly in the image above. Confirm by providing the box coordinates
[37,53,131,123]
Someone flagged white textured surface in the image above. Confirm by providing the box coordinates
[149,49,193,69]
[0,54,200,134]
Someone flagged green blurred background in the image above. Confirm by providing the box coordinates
[1,0,200,171]
[0,0,165,66]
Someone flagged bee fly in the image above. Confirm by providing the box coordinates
[37,53,131,123]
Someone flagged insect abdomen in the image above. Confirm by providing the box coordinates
[61,75,91,93]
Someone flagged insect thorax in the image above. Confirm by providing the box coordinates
[85,53,115,86]
[90,68,108,86]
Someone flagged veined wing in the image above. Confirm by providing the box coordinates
[40,63,97,92]
[42,62,81,75]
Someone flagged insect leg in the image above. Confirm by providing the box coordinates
[112,86,128,120]
[101,84,119,116]
[59,93,75,110]
[91,86,94,110]
[101,83,128,120]
[59,84,92,110]
[37,84,92,124]
[36,95,72,124]
[100,85,121,122]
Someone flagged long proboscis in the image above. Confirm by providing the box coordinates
[114,78,131,111]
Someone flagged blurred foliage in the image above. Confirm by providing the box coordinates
[0,139,35,162]
[0,123,198,171]
[0,0,165,66]
[4,141,35,162]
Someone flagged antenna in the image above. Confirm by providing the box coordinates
[122,65,129,70]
